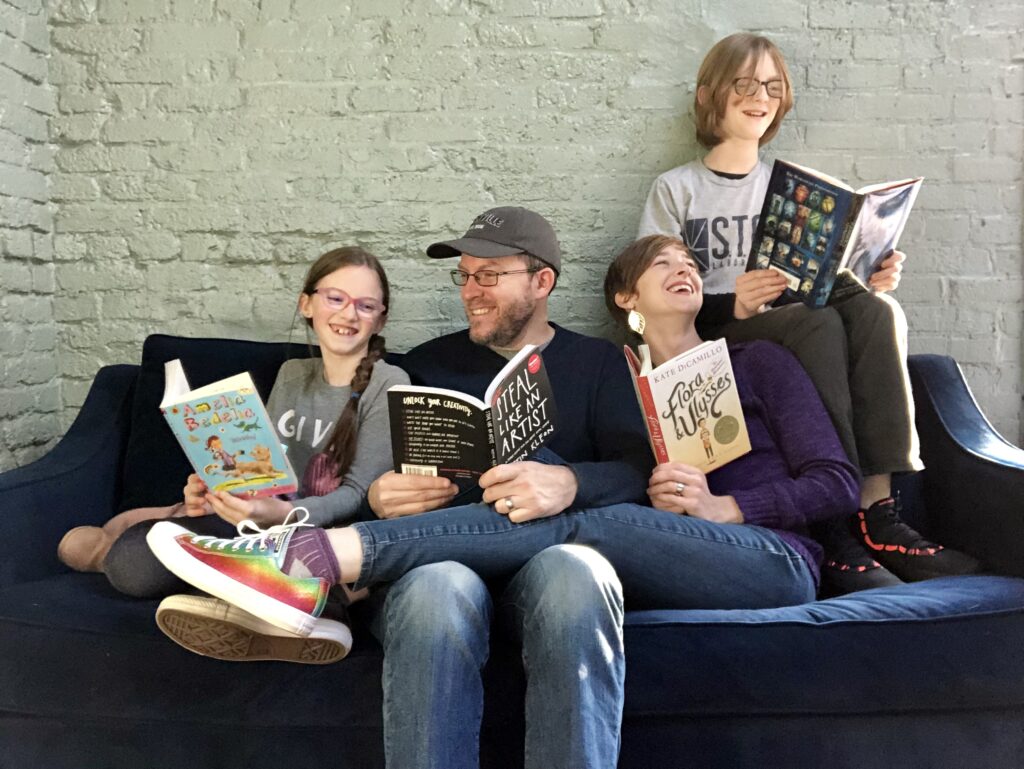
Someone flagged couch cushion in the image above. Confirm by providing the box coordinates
[117,335,314,511]
[623,575,1024,717]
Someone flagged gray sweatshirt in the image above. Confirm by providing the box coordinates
[266,357,409,526]
[638,159,772,329]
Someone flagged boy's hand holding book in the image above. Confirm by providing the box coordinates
[867,249,905,293]
[733,269,788,319]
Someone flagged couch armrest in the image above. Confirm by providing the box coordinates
[0,364,138,587]
[908,354,1024,577]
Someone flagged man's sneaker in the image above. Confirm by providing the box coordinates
[146,513,329,636]
[156,594,351,664]
[820,517,904,597]
[856,497,983,582]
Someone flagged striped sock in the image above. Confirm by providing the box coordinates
[282,528,341,585]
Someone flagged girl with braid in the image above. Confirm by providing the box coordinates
[58,247,406,661]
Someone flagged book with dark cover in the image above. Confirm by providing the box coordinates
[159,359,298,498]
[387,345,557,493]
[746,159,922,308]
[624,339,750,473]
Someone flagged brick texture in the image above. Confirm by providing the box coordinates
[1,0,1022,471]
[1,0,59,469]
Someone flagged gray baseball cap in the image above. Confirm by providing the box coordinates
[427,206,561,274]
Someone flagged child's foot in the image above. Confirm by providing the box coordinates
[856,498,983,582]
[156,593,351,664]
[145,512,332,636]
[58,526,114,572]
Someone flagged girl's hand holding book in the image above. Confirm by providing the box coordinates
[205,490,292,527]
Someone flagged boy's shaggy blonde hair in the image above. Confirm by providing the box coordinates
[694,33,794,150]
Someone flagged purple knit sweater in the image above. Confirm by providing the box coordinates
[706,340,860,585]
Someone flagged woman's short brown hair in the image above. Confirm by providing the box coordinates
[604,234,689,330]
[693,33,794,150]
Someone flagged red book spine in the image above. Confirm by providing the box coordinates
[635,375,670,464]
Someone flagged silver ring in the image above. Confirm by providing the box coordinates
[675,482,685,496]
[504,496,514,512]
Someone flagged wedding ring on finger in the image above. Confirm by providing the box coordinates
[504,496,515,513]
[675,482,686,497]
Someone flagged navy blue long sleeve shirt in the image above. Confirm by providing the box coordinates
[401,324,653,509]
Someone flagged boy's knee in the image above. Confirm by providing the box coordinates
[384,562,491,641]
[521,545,623,619]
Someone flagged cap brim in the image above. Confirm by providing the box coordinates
[426,237,525,260]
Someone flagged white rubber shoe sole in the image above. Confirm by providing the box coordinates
[156,594,351,665]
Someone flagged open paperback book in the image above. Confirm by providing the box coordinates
[624,339,751,473]
[388,345,557,494]
[746,159,922,308]
[160,359,298,498]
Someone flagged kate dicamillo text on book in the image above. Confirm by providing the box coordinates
[624,339,751,473]
[747,159,922,308]
[160,359,298,498]
[388,345,557,493]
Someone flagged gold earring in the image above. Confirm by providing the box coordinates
[627,309,646,335]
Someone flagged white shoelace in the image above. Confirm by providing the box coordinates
[191,507,313,553]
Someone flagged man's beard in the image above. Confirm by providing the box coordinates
[467,295,536,348]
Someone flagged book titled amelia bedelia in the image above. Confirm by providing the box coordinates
[387,345,557,493]
[624,339,751,473]
[747,159,922,308]
[159,359,298,498]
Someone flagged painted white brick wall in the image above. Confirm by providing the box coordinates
[2,0,1021,472]
[0,0,59,469]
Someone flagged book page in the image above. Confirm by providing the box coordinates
[845,178,922,284]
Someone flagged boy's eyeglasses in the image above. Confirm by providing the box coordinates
[450,268,539,287]
[311,288,386,317]
[732,77,785,99]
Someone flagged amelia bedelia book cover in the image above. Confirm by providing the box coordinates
[387,345,557,494]
[746,159,922,308]
[624,339,751,473]
[160,359,298,498]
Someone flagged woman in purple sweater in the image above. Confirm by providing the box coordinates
[147,234,859,638]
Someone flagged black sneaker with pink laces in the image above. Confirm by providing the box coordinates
[855,497,983,582]
[820,517,904,597]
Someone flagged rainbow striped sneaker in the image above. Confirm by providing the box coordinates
[146,511,329,637]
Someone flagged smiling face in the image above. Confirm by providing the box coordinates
[458,253,545,348]
[715,51,782,144]
[619,244,703,327]
[298,264,386,361]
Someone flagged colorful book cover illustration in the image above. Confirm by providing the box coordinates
[388,345,557,494]
[747,159,922,308]
[159,359,298,498]
[624,339,751,473]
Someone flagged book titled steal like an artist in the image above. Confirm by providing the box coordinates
[387,345,557,494]
[624,339,750,473]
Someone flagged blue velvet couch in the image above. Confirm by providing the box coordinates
[2,334,1023,769]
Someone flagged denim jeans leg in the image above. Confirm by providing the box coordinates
[370,562,493,769]
[500,545,625,769]
[353,503,815,610]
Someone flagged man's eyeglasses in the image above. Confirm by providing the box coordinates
[310,288,386,317]
[732,77,784,99]
[450,268,539,287]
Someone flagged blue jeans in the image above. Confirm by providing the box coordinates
[366,546,625,769]
[353,503,816,609]
[354,504,815,769]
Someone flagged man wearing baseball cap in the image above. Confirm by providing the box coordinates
[365,206,650,768]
